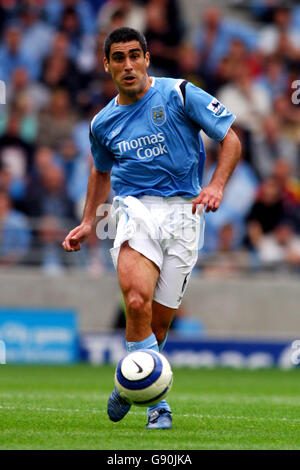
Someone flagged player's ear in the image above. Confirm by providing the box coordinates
[145,51,150,69]
[103,57,110,73]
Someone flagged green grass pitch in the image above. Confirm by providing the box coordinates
[1,364,300,450]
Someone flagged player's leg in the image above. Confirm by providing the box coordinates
[151,301,176,351]
[107,241,160,422]
[146,236,198,428]
[141,301,176,429]
[118,241,160,343]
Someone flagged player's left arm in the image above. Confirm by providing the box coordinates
[192,127,241,214]
[175,81,241,214]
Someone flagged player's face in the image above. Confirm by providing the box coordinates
[104,41,151,104]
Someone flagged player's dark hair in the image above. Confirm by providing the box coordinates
[104,27,147,61]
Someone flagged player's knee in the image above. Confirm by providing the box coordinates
[126,290,150,315]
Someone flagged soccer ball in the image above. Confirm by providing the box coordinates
[115,349,173,406]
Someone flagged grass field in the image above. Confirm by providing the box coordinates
[1,364,300,450]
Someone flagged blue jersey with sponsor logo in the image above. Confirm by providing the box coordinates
[89,77,235,198]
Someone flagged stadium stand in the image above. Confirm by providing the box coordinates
[0,0,299,276]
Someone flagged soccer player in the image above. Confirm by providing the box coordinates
[62,27,241,429]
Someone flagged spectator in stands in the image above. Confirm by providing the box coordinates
[23,158,77,268]
[217,61,271,135]
[193,5,257,81]
[44,0,96,35]
[29,146,58,183]
[0,0,299,275]
[39,32,83,103]
[6,67,49,113]
[47,30,70,60]
[258,6,300,62]
[250,115,298,180]
[24,163,75,223]
[0,167,12,195]
[213,38,262,95]
[246,176,285,255]
[58,7,84,60]
[56,139,79,183]
[18,2,55,66]
[107,8,128,32]
[273,73,300,145]
[5,92,37,143]
[97,0,146,35]
[0,190,31,265]
[144,0,184,76]
[177,43,204,88]
[250,0,283,23]
[272,159,300,208]
[255,55,288,104]
[0,0,19,32]
[40,55,72,96]
[0,110,34,202]
[291,4,300,31]
[251,221,300,273]
[0,24,39,81]
[202,222,249,278]
[37,215,67,275]
[203,150,258,253]
[272,159,300,233]
[37,88,78,149]
[55,138,90,203]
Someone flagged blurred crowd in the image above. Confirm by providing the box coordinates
[0,0,300,276]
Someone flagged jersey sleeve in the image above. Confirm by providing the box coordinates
[89,122,114,172]
[182,81,236,142]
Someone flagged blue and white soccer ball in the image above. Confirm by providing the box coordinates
[115,349,173,406]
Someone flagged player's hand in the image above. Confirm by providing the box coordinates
[192,183,224,214]
[62,223,93,252]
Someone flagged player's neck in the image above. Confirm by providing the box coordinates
[117,76,152,105]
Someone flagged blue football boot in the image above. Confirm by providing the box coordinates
[146,409,172,429]
[107,387,131,422]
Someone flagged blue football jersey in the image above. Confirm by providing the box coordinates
[89,77,235,198]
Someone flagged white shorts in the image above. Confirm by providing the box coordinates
[110,195,205,309]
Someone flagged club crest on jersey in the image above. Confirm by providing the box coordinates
[151,105,166,126]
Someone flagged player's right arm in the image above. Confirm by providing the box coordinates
[63,111,115,252]
[62,165,111,252]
